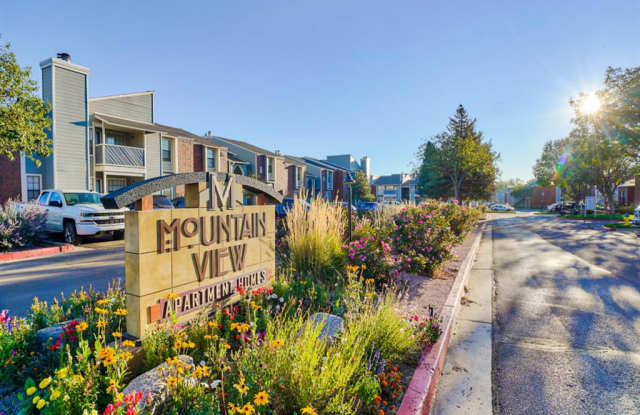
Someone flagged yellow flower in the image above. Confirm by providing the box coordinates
[98,347,115,360]
[233,381,249,395]
[224,343,231,349]
[112,331,122,338]
[254,391,269,406]
[207,321,216,327]
[50,389,61,401]
[241,403,255,414]
[121,351,133,361]
[32,395,40,405]
[103,355,115,366]
[122,340,136,348]
[106,380,118,394]
[56,367,68,379]
[204,334,212,340]
[301,407,317,415]
[39,377,52,389]
[76,321,88,332]
[271,339,284,348]
[36,398,46,409]
[26,386,36,396]
[96,320,107,329]
[361,264,367,270]
[114,308,127,316]
[94,307,108,315]
[166,356,179,365]
[166,376,178,387]
[96,299,110,306]
[365,278,374,284]
[187,341,195,348]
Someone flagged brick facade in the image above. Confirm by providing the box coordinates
[333,170,345,201]
[530,186,556,209]
[193,144,204,172]
[0,154,22,205]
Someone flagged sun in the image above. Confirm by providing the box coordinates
[580,92,601,115]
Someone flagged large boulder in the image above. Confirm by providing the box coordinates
[36,319,83,349]
[308,312,344,343]
[122,355,194,414]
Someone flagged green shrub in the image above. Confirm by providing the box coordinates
[391,204,457,275]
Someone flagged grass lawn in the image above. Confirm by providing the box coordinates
[604,222,636,229]
[561,213,625,221]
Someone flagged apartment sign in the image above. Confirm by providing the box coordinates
[121,173,277,338]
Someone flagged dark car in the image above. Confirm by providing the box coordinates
[172,196,185,208]
[357,201,379,212]
[275,198,310,217]
[128,195,174,210]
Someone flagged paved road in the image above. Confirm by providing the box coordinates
[0,239,124,316]
[492,213,640,414]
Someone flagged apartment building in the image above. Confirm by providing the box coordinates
[203,134,291,203]
[301,157,348,201]
[325,154,371,179]
[1,54,228,204]
[371,173,416,203]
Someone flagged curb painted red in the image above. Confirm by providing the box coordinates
[0,243,74,262]
[397,224,485,415]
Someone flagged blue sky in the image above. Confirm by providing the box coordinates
[2,1,639,179]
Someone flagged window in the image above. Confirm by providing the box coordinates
[38,192,50,206]
[105,130,128,146]
[95,129,102,144]
[206,148,216,171]
[64,192,102,206]
[162,138,172,162]
[267,157,274,181]
[49,192,63,207]
[295,167,302,188]
[26,175,41,201]
[326,171,334,190]
[108,178,126,193]
[96,178,103,194]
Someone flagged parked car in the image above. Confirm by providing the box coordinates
[14,190,127,244]
[172,196,185,208]
[341,202,359,212]
[275,198,310,217]
[559,201,580,215]
[633,205,640,226]
[546,203,559,212]
[491,204,515,212]
[128,195,174,210]
[357,201,379,212]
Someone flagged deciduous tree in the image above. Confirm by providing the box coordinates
[0,42,51,165]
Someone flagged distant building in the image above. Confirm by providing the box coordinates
[371,173,416,203]
[325,154,370,179]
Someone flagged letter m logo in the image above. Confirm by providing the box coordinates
[208,172,235,210]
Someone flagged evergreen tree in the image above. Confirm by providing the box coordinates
[351,170,375,202]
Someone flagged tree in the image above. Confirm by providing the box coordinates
[570,129,636,210]
[416,105,499,201]
[0,42,51,165]
[351,170,375,202]
[416,141,451,199]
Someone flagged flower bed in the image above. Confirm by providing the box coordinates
[0,198,483,415]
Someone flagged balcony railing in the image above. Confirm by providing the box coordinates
[96,144,144,168]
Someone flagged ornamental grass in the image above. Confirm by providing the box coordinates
[283,194,346,279]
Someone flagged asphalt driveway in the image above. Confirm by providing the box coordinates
[492,214,640,414]
[0,238,124,316]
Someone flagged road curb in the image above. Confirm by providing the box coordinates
[0,243,75,262]
[397,224,485,415]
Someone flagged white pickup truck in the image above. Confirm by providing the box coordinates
[16,190,127,244]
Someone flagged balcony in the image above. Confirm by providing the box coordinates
[95,144,145,176]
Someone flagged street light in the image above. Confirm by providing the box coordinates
[344,171,355,242]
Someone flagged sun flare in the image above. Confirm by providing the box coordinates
[580,93,601,115]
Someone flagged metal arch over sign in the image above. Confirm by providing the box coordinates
[108,172,280,339]
[101,172,283,209]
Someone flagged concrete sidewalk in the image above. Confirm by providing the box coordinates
[432,226,493,414]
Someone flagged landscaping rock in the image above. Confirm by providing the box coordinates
[309,313,344,343]
[122,355,194,414]
[36,319,83,348]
